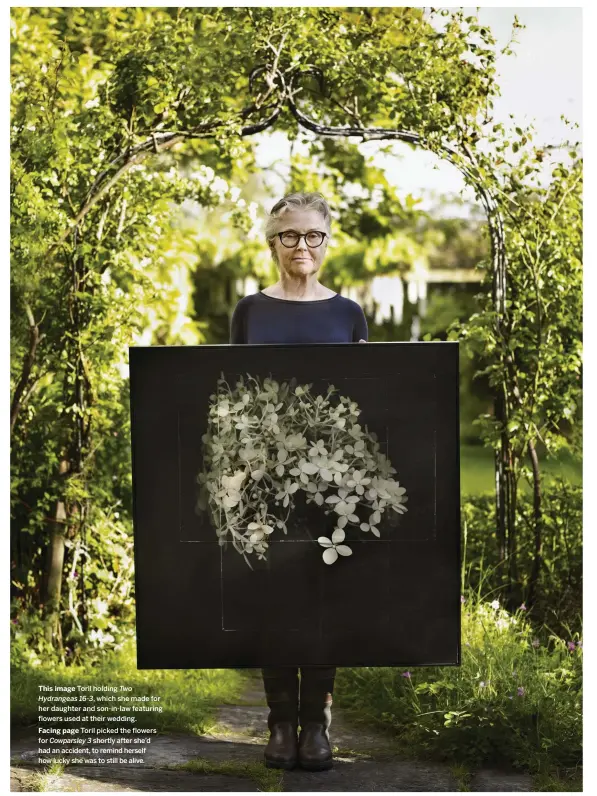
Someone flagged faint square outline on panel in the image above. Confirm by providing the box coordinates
[177,372,438,632]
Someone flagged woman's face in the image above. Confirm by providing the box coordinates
[270,209,329,278]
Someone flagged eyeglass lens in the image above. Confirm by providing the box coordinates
[280,231,325,247]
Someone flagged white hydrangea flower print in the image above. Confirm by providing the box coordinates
[325,488,360,529]
[346,468,371,494]
[247,522,275,543]
[198,373,409,569]
[308,439,328,458]
[220,469,247,507]
[275,478,299,507]
[360,509,382,537]
[317,527,353,565]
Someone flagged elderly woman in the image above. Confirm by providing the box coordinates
[230,192,368,772]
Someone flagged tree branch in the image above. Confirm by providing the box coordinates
[10,302,45,434]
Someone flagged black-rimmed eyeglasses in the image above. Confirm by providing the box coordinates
[277,230,328,248]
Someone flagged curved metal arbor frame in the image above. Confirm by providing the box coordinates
[66,62,512,561]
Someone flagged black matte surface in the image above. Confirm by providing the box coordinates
[129,343,461,668]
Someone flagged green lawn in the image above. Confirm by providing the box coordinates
[460,443,582,496]
[11,637,248,735]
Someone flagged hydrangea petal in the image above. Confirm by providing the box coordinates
[331,527,346,544]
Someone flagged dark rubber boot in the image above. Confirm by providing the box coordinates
[298,665,336,771]
[261,667,299,770]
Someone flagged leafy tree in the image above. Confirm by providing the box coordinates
[451,129,582,610]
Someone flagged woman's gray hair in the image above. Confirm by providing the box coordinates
[265,192,332,243]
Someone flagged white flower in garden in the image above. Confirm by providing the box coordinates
[491,599,500,610]
[88,628,115,648]
[318,527,353,564]
[92,598,109,618]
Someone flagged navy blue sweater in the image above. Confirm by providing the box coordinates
[229,292,368,344]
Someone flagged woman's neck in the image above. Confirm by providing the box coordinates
[266,276,330,301]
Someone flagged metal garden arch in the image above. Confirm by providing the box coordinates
[63,61,513,588]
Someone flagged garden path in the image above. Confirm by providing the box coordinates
[11,671,535,792]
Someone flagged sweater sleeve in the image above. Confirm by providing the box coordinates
[352,304,369,342]
[229,300,246,344]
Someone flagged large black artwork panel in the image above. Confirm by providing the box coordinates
[129,343,460,668]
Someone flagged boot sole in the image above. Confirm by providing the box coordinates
[264,757,297,770]
[299,759,334,771]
